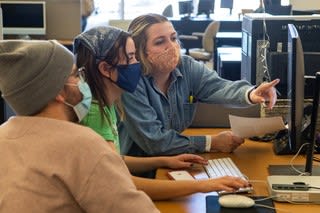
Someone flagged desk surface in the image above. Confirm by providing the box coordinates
[154,128,320,213]
[218,47,242,61]
[216,32,242,38]
[57,40,73,46]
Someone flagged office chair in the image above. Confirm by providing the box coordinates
[187,21,220,63]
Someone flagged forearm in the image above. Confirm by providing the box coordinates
[124,156,168,173]
[132,176,203,201]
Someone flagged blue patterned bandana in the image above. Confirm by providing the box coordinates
[73,26,123,63]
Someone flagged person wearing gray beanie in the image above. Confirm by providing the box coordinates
[0,40,73,115]
[0,40,160,213]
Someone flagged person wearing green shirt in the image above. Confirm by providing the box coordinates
[74,26,249,200]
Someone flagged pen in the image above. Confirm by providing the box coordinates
[189,95,193,104]
[189,92,194,104]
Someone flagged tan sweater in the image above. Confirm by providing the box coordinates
[0,116,159,213]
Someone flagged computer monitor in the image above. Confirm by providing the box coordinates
[263,0,281,6]
[1,1,46,37]
[269,25,320,175]
[287,24,305,154]
[265,4,292,15]
[179,0,193,18]
[220,0,233,14]
[197,0,214,18]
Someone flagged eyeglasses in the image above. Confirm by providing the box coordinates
[77,66,86,82]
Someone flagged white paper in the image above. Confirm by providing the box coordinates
[229,115,286,138]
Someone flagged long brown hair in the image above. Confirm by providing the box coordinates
[75,31,130,124]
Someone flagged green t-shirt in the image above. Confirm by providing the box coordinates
[81,102,120,153]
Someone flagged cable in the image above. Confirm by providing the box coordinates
[289,142,310,176]
[309,186,320,190]
[253,196,292,212]
[254,203,290,212]
[260,1,272,83]
[276,195,320,205]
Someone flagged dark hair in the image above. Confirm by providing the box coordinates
[75,31,130,123]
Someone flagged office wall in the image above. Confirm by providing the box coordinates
[290,0,320,10]
[3,0,81,40]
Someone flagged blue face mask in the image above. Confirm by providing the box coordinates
[115,63,141,93]
[65,79,92,122]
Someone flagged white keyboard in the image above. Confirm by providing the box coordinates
[204,157,253,194]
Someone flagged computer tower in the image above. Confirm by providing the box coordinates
[241,14,320,86]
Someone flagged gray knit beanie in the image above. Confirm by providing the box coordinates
[0,40,73,115]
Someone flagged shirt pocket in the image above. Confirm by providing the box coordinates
[182,103,197,128]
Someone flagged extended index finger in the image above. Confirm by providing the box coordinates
[259,79,280,91]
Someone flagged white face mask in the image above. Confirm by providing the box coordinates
[64,79,92,122]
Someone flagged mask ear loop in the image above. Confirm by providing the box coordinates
[77,66,86,82]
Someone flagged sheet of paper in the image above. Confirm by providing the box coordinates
[229,115,286,138]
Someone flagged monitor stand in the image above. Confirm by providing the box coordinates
[272,128,311,155]
[273,104,318,155]
[17,34,32,40]
[271,121,320,175]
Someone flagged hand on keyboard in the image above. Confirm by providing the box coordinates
[197,176,250,194]
[204,157,253,194]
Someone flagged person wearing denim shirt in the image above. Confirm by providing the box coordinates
[74,26,250,198]
[118,13,279,157]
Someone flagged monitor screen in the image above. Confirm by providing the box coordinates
[220,0,233,9]
[265,5,292,15]
[287,23,305,153]
[1,1,46,36]
[197,0,214,17]
[179,0,193,16]
[263,0,281,6]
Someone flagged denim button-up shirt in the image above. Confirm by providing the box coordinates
[118,55,253,156]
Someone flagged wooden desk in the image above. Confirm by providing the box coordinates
[57,40,73,51]
[154,128,320,213]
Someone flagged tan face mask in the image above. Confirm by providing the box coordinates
[147,44,180,73]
